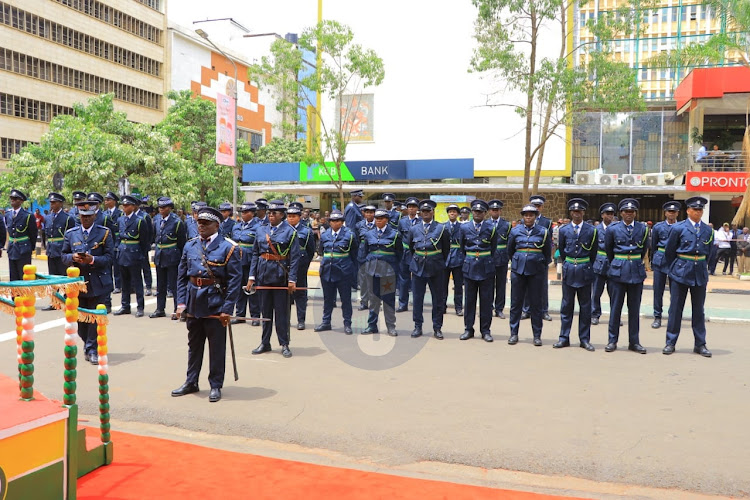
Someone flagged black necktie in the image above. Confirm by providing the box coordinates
[83,230,89,241]
[574,224,579,236]
[627,225,633,235]
[378,229,383,237]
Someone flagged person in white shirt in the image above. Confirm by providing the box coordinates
[716,223,734,275]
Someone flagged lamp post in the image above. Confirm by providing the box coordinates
[196,28,238,216]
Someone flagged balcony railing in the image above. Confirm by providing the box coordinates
[693,150,748,172]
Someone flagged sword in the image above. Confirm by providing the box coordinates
[205,315,271,322]
[242,285,320,296]
[227,322,239,381]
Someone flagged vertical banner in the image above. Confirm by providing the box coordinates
[337,94,374,142]
[216,92,236,166]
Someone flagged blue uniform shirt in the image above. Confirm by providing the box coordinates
[186,215,199,239]
[4,207,37,260]
[664,219,715,287]
[407,220,450,278]
[508,222,552,276]
[232,218,259,267]
[592,221,612,276]
[153,213,187,267]
[489,217,511,267]
[61,224,114,297]
[459,219,498,281]
[116,213,150,266]
[344,201,363,230]
[398,215,421,263]
[319,226,358,282]
[293,222,316,265]
[445,220,465,269]
[651,220,677,273]
[362,224,402,277]
[605,221,649,284]
[249,221,301,285]
[356,219,376,264]
[558,222,598,287]
[44,209,75,259]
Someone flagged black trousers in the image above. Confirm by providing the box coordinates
[9,255,31,281]
[78,294,106,355]
[185,317,226,389]
[120,264,144,311]
[443,265,463,311]
[155,264,178,312]
[464,277,493,335]
[294,261,310,323]
[510,272,544,338]
[260,287,291,347]
[493,263,509,313]
[235,264,260,318]
[608,281,643,345]
[412,272,445,329]
[141,255,153,288]
[559,282,592,343]
[47,256,66,276]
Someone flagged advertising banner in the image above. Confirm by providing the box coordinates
[338,94,374,142]
[686,172,749,192]
[216,92,236,167]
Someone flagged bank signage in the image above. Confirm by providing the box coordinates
[686,172,750,192]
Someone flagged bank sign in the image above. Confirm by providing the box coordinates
[686,172,750,192]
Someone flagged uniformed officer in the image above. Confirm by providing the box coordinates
[459,199,498,342]
[345,189,364,230]
[662,196,714,357]
[650,200,681,329]
[287,202,315,330]
[248,200,301,358]
[69,190,87,224]
[397,197,421,312]
[554,198,597,351]
[232,203,261,326]
[4,189,37,281]
[185,201,202,239]
[114,195,150,317]
[508,204,552,346]
[103,192,123,293]
[255,199,269,225]
[591,202,616,325]
[382,193,401,228]
[136,199,155,297]
[459,207,471,223]
[604,198,648,354]
[487,199,511,319]
[315,210,358,334]
[150,197,187,318]
[172,207,242,403]
[355,205,376,311]
[44,192,75,277]
[522,195,552,322]
[444,204,465,316]
[0,216,5,260]
[61,196,114,364]
[218,202,235,237]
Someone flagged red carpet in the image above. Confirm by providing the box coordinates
[77,430,586,499]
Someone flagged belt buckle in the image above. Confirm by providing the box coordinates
[195,277,204,287]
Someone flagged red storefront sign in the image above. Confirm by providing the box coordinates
[686,172,750,192]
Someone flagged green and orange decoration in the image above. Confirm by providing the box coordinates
[0,265,112,500]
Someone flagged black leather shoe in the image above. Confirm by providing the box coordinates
[252,344,272,355]
[694,345,712,358]
[149,310,166,318]
[520,312,530,320]
[591,317,599,325]
[344,326,353,335]
[251,319,261,326]
[482,333,494,342]
[651,318,661,329]
[628,343,647,354]
[620,321,624,326]
[494,310,501,317]
[508,335,518,345]
[543,313,552,321]
[553,340,570,349]
[396,305,408,313]
[171,382,199,397]
[144,288,153,296]
[167,291,174,298]
[113,308,131,316]
[604,343,617,352]
[179,316,187,322]
[362,326,379,334]
[357,304,369,311]
[533,337,542,346]
[41,305,56,311]
[387,328,398,336]
[209,388,221,402]
[580,341,595,352]
[171,313,178,321]
[456,309,463,317]
[314,323,332,332]
[113,288,122,294]
[281,345,292,358]
[411,327,423,338]
[497,311,506,319]
[84,351,91,362]
[135,309,144,318]
[230,318,244,325]
[89,352,98,364]
[459,330,474,340]
[297,322,305,330]
[663,344,675,355]
[433,329,444,340]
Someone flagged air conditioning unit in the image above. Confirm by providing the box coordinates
[575,172,593,184]
[644,173,666,185]
[599,173,619,186]
[621,174,642,186]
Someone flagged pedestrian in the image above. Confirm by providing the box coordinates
[4,189,37,281]
[604,198,648,354]
[43,192,75,278]
[355,205,377,311]
[287,202,316,330]
[136,199,155,297]
[248,200,301,358]
[406,199,450,339]
[232,203,261,326]
[737,227,750,274]
[397,197,421,312]
[521,195,552,322]
[459,199,498,342]
[662,196,714,357]
[172,206,242,403]
[554,198,597,351]
[113,195,150,318]
[508,203,552,346]
[149,197,187,319]
[61,195,114,365]
[103,192,123,294]
[35,208,45,249]
[487,199,511,319]
[443,204,465,317]
[650,201,681,329]
[314,210,358,335]
[716,223,734,275]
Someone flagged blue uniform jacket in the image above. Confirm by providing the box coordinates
[362,224,402,277]
[294,223,316,266]
[398,216,421,263]
[558,222,598,287]
[4,207,37,260]
[407,220,450,278]
[0,217,5,249]
[232,219,259,267]
[44,210,75,259]
[220,218,235,239]
[388,208,401,229]
[344,201,363,230]
[153,213,187,267]
[356,220,376,264]
[445,220,465,269]
[508,223,552,276]
[138,211,155,248]
[116,214,151,266]
[176,235,242,317]
[592,222,612,276]
[249,221,301,285]
[105,207,123,245]
[605,221,649,284]
[94,211,117,242]
[664,219,715,287]
[186,215,199,239]
[61,224,114,297]
[459,219,498,281]
[650,220,677,273]
[319,226,358,282]
[489,217,511,267]
[537,215,552,230]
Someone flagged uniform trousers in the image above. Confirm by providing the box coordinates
[411,272,445,329]
[510,272,544,338]
[464,276,493,335]
[9,256,31,281]
[397,256,412,307]
[235,265,260,319]
[47,256,66,276]
[358,265,370,306]
[559,282,592,343]
[443,265,464,311]
[321,277,353,327]
[666,281,707,347]
[607,281,643,345]
[185,317,226,389]
[493,263,508,313]
[591,273,611,319]
[113,260,122,289]
[294,260,310,323]
[366,275,397,329]
[120,264,145,311]
[522,270,548,314]
[155,264,178,312]
[141,255,153,289]
[652,268,669,318]
[260,286,292,347]
[78,294,106,355]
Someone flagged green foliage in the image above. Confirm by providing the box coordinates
[252,138,306,163]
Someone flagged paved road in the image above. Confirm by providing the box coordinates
[1,274,748,498]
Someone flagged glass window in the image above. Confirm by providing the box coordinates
[601,113,632,175]
[572,112,602,172]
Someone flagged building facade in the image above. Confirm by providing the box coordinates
[0,0,168,169]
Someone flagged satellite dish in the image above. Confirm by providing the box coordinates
[53,172,64,190]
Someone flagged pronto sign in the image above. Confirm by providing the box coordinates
[686,172,749,192]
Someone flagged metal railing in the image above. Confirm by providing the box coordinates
[693,150,749,172]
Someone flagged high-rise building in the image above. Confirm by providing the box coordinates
[0,0,168,170]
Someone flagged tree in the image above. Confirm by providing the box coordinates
[0,94,189,206]
[470,0,647,200]
[252,137,307,164]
